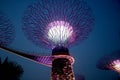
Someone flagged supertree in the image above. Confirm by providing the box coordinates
[0,12,15,46]
[22,0,94,79]
[0,0,94,80]
[96,50,120,80]
[22,0,94,48]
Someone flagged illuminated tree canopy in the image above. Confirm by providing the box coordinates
[97,50,120,71]
[22,0,94,48]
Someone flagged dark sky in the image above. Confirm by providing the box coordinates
[0,0,120,80]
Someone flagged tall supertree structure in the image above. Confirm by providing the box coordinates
[0,12,15,46]
[96,50,120,80]
[22,0,94,80]
[0,0,94,80]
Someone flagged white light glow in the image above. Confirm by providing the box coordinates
[111,59,120,74]
[47,21,73,44]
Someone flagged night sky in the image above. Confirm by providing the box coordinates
[0,0,120,80]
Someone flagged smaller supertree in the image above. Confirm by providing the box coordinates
[0,12,15,46]
[97,50,120,79]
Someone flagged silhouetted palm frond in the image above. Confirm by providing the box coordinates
[0,57,24,80]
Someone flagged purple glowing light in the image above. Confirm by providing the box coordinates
[97,50,120,73]
[36,55,52,67]
[36,55,75,67]
[46,21,74,46]
[22,0,94,48]
[110,59,120,74]
[0,45,75,67]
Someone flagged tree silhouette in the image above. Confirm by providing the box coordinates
[0,57,24,80]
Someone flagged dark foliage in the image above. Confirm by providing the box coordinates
[0,57,24,80]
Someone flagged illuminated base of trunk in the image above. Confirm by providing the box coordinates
[51,58,75,80]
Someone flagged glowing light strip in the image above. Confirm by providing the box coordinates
[47,21,73,45]
[53,55,75,65]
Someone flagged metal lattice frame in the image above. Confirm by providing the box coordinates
[0,12,15,46]
[22,0,94,48]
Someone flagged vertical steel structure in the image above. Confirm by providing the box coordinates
[51,46,75,80]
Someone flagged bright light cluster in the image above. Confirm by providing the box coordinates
[22,0,94,48]
[47,21,73,45]
[110,59,120,74]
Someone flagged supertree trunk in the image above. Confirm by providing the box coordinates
[51,47,75,80]
[51,57,75,80]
